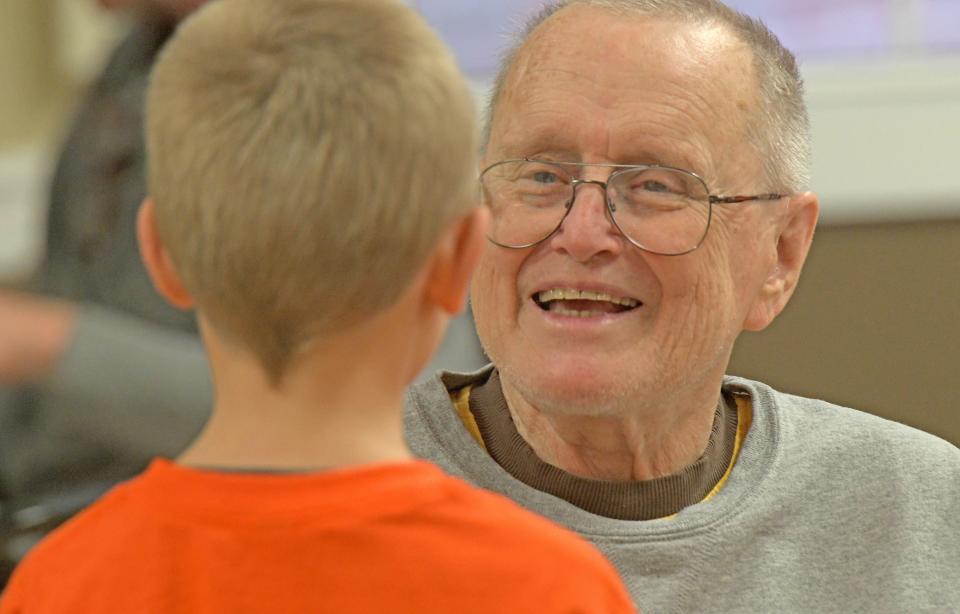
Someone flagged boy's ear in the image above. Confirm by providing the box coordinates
[424,207,489,315]
[137,198,194,310]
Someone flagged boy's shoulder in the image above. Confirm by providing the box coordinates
[427,471,620,569]
[22,477,144,560]
[413,471,634,610]
[1,474,148,610]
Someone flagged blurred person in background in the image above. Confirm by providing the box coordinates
[0,0,211,581]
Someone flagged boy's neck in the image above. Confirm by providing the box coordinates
[179,314,432,472]
[177,380,413,472]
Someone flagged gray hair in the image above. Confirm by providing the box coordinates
[484,0,811,193]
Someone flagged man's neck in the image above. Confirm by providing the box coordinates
[501,379,720,482]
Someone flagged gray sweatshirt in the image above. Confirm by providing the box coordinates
[405,368,960,613]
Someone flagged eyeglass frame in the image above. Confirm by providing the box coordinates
[480,157,787,256]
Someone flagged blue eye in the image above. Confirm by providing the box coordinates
[533,171,560,184]
[639,180,669,192]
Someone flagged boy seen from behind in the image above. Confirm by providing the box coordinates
[0,0,635,612]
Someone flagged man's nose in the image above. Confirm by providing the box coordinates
[548,181,623,262]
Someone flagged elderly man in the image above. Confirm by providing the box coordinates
[405,0,960,611]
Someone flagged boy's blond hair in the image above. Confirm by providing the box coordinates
[146,0,478,383]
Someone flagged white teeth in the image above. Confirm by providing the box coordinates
[552,306,601,318]
[537,288,639,308]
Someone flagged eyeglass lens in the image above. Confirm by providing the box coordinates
[480,160,711,255]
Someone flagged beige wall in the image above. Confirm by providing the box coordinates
[730,218,960,445]
[0,2,59,145]
[0,0,120,147]
[0,1,121,282]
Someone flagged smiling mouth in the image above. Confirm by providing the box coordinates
[533,288,641,318]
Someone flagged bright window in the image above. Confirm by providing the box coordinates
[412,0,960,78]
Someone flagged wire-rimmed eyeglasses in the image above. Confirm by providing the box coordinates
[480,158,785,256]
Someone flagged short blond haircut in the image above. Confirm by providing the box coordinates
[486,0,810,193]
[146,0,478,382]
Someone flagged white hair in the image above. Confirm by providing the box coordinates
[484,0,811,193]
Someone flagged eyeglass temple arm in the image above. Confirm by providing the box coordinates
[710,193,785,204]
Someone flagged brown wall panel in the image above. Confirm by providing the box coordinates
[730,217,960,445]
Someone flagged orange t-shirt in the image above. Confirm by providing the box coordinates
[1,459,635,613]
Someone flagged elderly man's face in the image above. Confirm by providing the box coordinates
[472,8,789,414]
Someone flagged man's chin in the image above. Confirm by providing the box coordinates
[501,364,636,417]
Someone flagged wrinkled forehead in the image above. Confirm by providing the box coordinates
[488,7,759,179]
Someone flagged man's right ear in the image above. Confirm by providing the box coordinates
[137,198,194,310]
[424,206,489,315]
